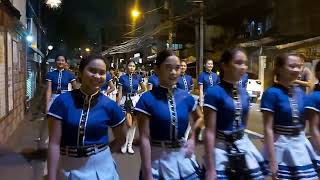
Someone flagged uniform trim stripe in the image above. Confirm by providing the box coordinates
[305,106,320,112]
[260,108,274,112]
[110,117,126,128]
[135,108,151,116]
[47,112,63,120]
[203,104,217,111]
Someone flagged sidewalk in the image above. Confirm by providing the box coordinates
[0,89,47,180]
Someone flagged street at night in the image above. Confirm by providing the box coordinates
[1,0,320,180]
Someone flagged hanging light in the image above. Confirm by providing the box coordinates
[45,0,62,9]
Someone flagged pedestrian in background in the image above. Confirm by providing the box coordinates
[47,55,127,180]
[136,49,203,180]
[261,52,319,179]
[204,47,267,179]
[117,60,146,154]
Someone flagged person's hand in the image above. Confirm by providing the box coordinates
[205,169,216,180]
[184,139,195,158]
[270,161,278,180]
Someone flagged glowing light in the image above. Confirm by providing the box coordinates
[85,48,91,52]
[45,0,62,9]
[48,45,53,50]
[131,9,141,18]
[26,35,33,42]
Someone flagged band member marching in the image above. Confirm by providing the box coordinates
[136,50,203,180]
[204,47,267,180]
[117,60,146,154]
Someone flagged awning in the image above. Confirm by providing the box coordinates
[30,46,45,58]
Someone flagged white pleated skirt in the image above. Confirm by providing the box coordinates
[57,148,119,180]
[210,134,267,180]
[262,132,319,180]
[144,146,202,180]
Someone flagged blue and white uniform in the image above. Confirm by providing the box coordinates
[46,69,76,108]
[198,71,220,93]
[100,72,112,92]
[177,73,193,93]
[135,86,202,180]
[204,80,267,179]
[48,89,125,180]
[118,73,143,112]
[239,73,249,89]
[261,84,319,179]
[148,74,159,89]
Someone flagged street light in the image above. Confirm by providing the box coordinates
[85,48,91,52]
[131,9,141,19]
[48,45,54,51]
[26,35,33,42]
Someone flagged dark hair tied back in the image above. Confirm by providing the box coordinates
[155,49,176,67]
[219,46,246,78]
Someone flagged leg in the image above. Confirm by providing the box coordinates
[127,115,136,154]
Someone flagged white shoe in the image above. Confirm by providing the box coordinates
[121,144,127,153]
[127,145,134,154]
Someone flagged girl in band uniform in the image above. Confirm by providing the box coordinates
[136,50,202,180]
[100,71,116,98]
[204,47,266,180]
[46,55,77,111]
[117,60,146,154]
[261,53,319,179]
[47,55,127,180]
[147,70,159,90]
[177,60,194,93]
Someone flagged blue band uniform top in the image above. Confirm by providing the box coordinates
[260,83,305,127]
[176,74,193,92]
[118,73,143,94]
[198,71,220,93]
[135,86,197,141]
[100,72,112,91]
[203,80,249,132]
[305,91,320,112]
[239,73,249,89]
[46,69,76,91]
[148,74,159,88]
[48,89,125,146]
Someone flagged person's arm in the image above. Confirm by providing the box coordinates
[46,81,52,113]
[106,81,116,95]
[307,109,320,151]
[262,111,278,179]
[117,86,123,105]
[294,68,313,93]
[184,106,201,157]
[47,117,62,180]
[147,84,153,91]
[138,83,146,94]
[71,80,78,90]
[110,123,127,153]
[203,106,217,179]
[137,113,153,180]
[199,85,204,108]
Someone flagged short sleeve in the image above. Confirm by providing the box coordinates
[118,76,124,86]
[198,73,204,85]
[260,90,276,112]
[46,72,52,82]
[106,73,112,82]
[108,102,126,127]
[135,93,152,116]
[48,96,66,120]
[68,72,76,82]
[203,88,220,111]
[148,76,154,85]
[138,75,143,84]
[186,95,197,112]
[305,93,320,112]
[189,76,194,87]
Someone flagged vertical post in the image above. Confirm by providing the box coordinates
[199,8,204,73]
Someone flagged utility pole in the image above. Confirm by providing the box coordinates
[199,1,204,73]
[192,0,204,76]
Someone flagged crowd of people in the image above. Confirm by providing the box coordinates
[44,48,320,180]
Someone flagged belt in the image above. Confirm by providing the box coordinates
[216,130,244,143]
[126,93,137,97]
[151,139,185,149]
[273,125,303,136]
[60,144,108,158]
[52,90,67,94]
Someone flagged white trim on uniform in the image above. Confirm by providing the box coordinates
[47,112,63,120]
[260,108,274,112]
[203,103,217,111]
[46,79,52,81]
[70,79,76,82]
[198,82,203,85]
[135,108,151,116]
[110,117,126,128]
[305,106,320,112]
